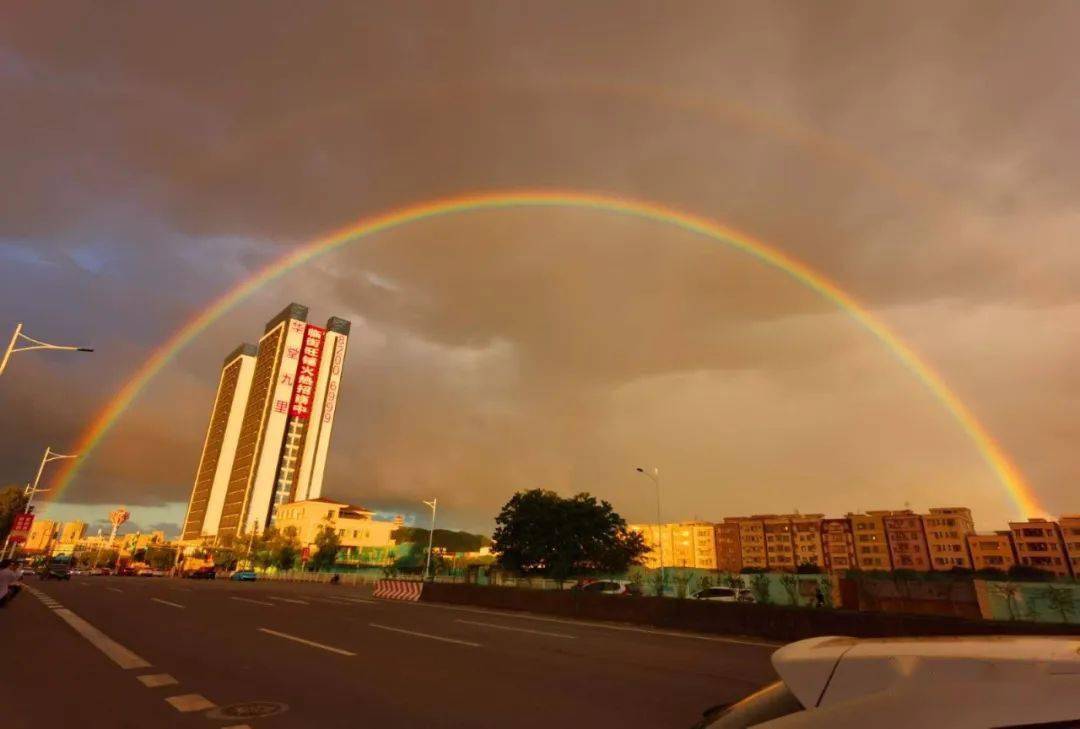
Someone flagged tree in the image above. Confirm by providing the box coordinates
[491,489,647,581]
[990,581,1021,621]
[310,524,342,572]
[0,485,28,542]
[145,546,176,570]
[750,573,771,604]
[1039,584,1077,623]
[779,573,800,606]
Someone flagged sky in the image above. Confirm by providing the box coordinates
[2,2,1079,537]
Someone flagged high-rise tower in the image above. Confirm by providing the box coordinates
[185,304,350,539]
[181,343,257,540]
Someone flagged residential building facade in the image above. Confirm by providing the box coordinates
[274,498,397,563]
[1009,518,1072,578]
[792,516,825,569]
[848,512,892,571]
[923,507,975,571]
[820,518,856,572]
[882,511,931,572]
[1060,515,1080,577]
[966,532,1016,571]
[715,520,742,572]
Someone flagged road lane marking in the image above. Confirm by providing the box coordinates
[107,587,123,593]
[150,597,185,609]
[257,628,356,656]
[52,608,151,669]
[269,596,309,605]
[138,673,178,687]
[230,596,274,606]
[329,595,375,604]
[368,623,481,648]
[455,619,576,639]
[165,694,216,712]
[404,602,778,647]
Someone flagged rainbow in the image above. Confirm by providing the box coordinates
[47,190,1044,517]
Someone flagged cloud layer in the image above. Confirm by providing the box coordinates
[2,2,1078,532]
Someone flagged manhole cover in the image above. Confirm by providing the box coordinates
[206,701,289,720]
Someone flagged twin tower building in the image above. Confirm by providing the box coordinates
[182,303,350,541]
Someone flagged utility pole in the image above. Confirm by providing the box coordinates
[635,467,665,591]
[423,498,438,581]
[24,447,79,514]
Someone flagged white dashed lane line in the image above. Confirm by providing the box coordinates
[106,587,123,593]
[138,673,179,687]
[230,596,274,606]
[455,619,576,639]
[52,608,152,669]
[165,694,216,712]
[368,623,482,648]
[269,596,309,605]
[257,628,357,656]
[150,597,185,609]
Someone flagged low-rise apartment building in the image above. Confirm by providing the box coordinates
[848,512,892,571]
[1010,518,1072,578]
[763,517,797,571]
[715,520,742,572]
[883,511,931,571]
[1061,515,1080,577]
[923,507,975,571]
[966,531,1016,571]
[738,519,768,570]
[821,518,856,572]
[792,516,825,569]
[274,497,397,559]
[629,522,718,569]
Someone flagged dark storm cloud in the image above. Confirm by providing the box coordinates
[1,2,1078,530]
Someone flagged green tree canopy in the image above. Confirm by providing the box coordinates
[310,524,341,571]
[0,485,29,542]
[491,489,647,580]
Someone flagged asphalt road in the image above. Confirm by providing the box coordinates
[2,575,779,728]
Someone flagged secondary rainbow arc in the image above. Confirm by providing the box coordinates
[47,190,1044,518]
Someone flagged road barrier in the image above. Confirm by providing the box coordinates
[373,579,424,601]
[420,583,1080,642]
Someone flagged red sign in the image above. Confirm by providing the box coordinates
[288,325,325,420]
[301,546,311,562]
[10,513,34,541]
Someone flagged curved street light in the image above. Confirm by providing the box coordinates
[423,498,438,581]
[635,466,665,589]
[1,322,94,377]
[23,446,80,513]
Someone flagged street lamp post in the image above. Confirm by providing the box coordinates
[635,466,665,591]
[24,447,79,514]
[0,322,93,377]
[422,498,438,582]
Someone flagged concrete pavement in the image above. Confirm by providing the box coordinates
[2,575,779,728]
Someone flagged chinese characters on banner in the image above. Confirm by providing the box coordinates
[322,337,345,424]
[288,325,325,420]
[8,513,34,543]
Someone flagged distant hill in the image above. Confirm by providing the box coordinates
[391,527,490,553]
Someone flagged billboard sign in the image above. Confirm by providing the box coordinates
[289,325,325,420]
[9,512,33,543]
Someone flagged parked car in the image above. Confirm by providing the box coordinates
[690,587,755,603]
[38,564,71,581]
[186,566,216,579]
[137,568,167,577]
[572,579,640,596]
[694,635,1080,727]
[230,570,257,582]
[88,567,112,576]
[115,566,137,576]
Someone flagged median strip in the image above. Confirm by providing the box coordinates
[150,597,185,609]
[368,623,481,648]
[230,596,274,606]
[455,619,576,639]
[257,628,356,656]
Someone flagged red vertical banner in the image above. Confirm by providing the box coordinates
[289,325,325,420]
[9,513,34,543]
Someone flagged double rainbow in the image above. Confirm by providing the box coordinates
[48,190,1043,517]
